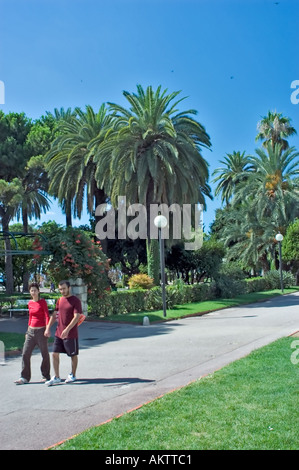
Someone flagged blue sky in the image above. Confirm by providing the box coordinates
[1,0,298,231]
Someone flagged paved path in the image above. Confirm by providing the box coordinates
[0,292,298,450]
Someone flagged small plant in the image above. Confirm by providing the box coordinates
[128,273,154,290]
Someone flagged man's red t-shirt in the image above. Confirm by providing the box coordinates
[55,296,82,339]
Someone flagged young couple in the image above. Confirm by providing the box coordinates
[15,280,82,386]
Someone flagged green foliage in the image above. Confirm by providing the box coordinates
[166,239,225,283]
[36,223,110,297]
[246,271,295,292]
[282,219,299,283]
[282,219,299,262]
[146,239,160,286]
[263,270,295,289]
[88,289,146,317]
[89,281,213,317]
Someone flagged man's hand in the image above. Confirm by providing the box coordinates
[44,327,51,338]
[61,328,69,339]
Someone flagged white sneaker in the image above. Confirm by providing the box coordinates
[45,376,61,386]
[65,373,76,383]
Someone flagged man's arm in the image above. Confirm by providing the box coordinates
[44,310,57,337]
[61,313,81,339]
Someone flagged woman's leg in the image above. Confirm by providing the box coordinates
[20,329,36,382]
[36,328,51,380]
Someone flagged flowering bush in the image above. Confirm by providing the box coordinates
[128,273,154,290]
[34,226,110,297]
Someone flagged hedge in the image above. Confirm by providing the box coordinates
[88,270,296,317]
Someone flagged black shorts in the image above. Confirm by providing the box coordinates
[53,336,79,357]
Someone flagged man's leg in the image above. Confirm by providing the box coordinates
[53,352,60,378]
[71,355,78,376]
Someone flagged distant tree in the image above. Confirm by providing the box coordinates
[0,179,24,293]
[234,143,299,224]
[256,111,297,151]
[212,151,252,204]
[282,219,299,284]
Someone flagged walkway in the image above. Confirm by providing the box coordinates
[0,292,298,450]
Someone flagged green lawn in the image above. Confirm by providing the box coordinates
[0,332,53,351]
[54,337,299,450]
[0,332,25,351]
[91,288,299,324]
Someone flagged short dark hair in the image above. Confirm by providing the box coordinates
[58,280,70,288]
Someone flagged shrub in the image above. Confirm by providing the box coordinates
[36,225,110,298]
[88,282,215,316]
[245,277,268,293]
[88,289,147,316]
[263,270,295,290]
[128,273,154,290]
[211,277,246,299]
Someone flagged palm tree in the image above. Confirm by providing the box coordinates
[15,155,51,233]
[234,143,299,224]
[0,179,24,293]
[95,85,211,209]
[219,143,299,272]
[212,151,252,205]
[218,203,280,272]
[256,111,297,151]
[93,84,212,282]
[46,104,113,226]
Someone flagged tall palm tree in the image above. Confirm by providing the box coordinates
[95,85,212,211]
[212,151,252,205]
[46,104,113,226]
[256,111,297,151]
[0,179,24,293]
[93,84,212,282]
[219,143,299,271]
[15,155,51,233]
[234,143,299,224]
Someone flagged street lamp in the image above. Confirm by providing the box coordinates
[275,232,284,293]
[154,215,168,317]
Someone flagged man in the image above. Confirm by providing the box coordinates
[45,280,82,386]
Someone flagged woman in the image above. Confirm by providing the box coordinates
[15,283,51,385]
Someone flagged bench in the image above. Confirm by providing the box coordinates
[7,299,56,318]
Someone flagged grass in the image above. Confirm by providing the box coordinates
[54,337,299,450]
[0,332,53,352]
[0,332,26,351]
[90,288,299,324]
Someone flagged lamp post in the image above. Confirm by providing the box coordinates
[275,232,284,293]
[154,215,168,317]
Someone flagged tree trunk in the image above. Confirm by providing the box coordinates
[94,187,108,253]
[22,207,30,292]
[65,203,72,227]
[260,252,270,274]
[2,218,14,294]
